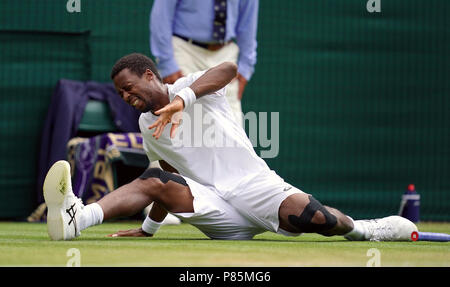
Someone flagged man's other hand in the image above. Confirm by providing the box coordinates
[108,228,153,237]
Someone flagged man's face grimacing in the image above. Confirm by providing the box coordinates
[113,68,155,113]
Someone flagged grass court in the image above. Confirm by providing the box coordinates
[0,221,448,267]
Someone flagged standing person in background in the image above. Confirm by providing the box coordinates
[149,0,259,127]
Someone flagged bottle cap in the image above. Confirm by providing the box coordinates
[408,184,415,192]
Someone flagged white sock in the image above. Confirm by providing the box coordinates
[79,203,104,231]
[344,216,366,240]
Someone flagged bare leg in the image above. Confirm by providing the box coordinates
[97,178,156,220]
[320,206,354,236]
[97,176,194,221]
[278,193,353,236]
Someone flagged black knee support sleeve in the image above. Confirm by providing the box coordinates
[139,168,188,186]
[288,195,337,233]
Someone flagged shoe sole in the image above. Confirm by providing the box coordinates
[43,160,73,241]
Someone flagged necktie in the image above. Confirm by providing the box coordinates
[213,0,227,43]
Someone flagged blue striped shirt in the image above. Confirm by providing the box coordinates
[150,0,259,80]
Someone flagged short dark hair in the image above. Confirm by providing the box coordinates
[110,53,162,81]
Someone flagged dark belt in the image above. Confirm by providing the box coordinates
[174,34,229,51]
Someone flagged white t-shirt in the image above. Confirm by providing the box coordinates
[139,70,270,199]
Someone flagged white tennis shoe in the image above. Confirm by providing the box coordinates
[346,215,418,241]
[43,160,84,241]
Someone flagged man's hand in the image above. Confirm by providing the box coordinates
[163,70,183,84]
[108,228,153,237]
[148,96,185,139]
[236,73,248,101]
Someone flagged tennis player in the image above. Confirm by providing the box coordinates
[110,53,417,241]
[43,53,418,241]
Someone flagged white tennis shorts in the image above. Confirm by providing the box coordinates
[222,170,305,233]
[171,177,266,240]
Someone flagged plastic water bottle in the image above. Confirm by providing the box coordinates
[398,184,420,223]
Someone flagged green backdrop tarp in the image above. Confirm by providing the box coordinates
[0,0,448,220]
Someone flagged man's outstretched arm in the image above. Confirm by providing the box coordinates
[149,62,238,139]
[189,61,238,99]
